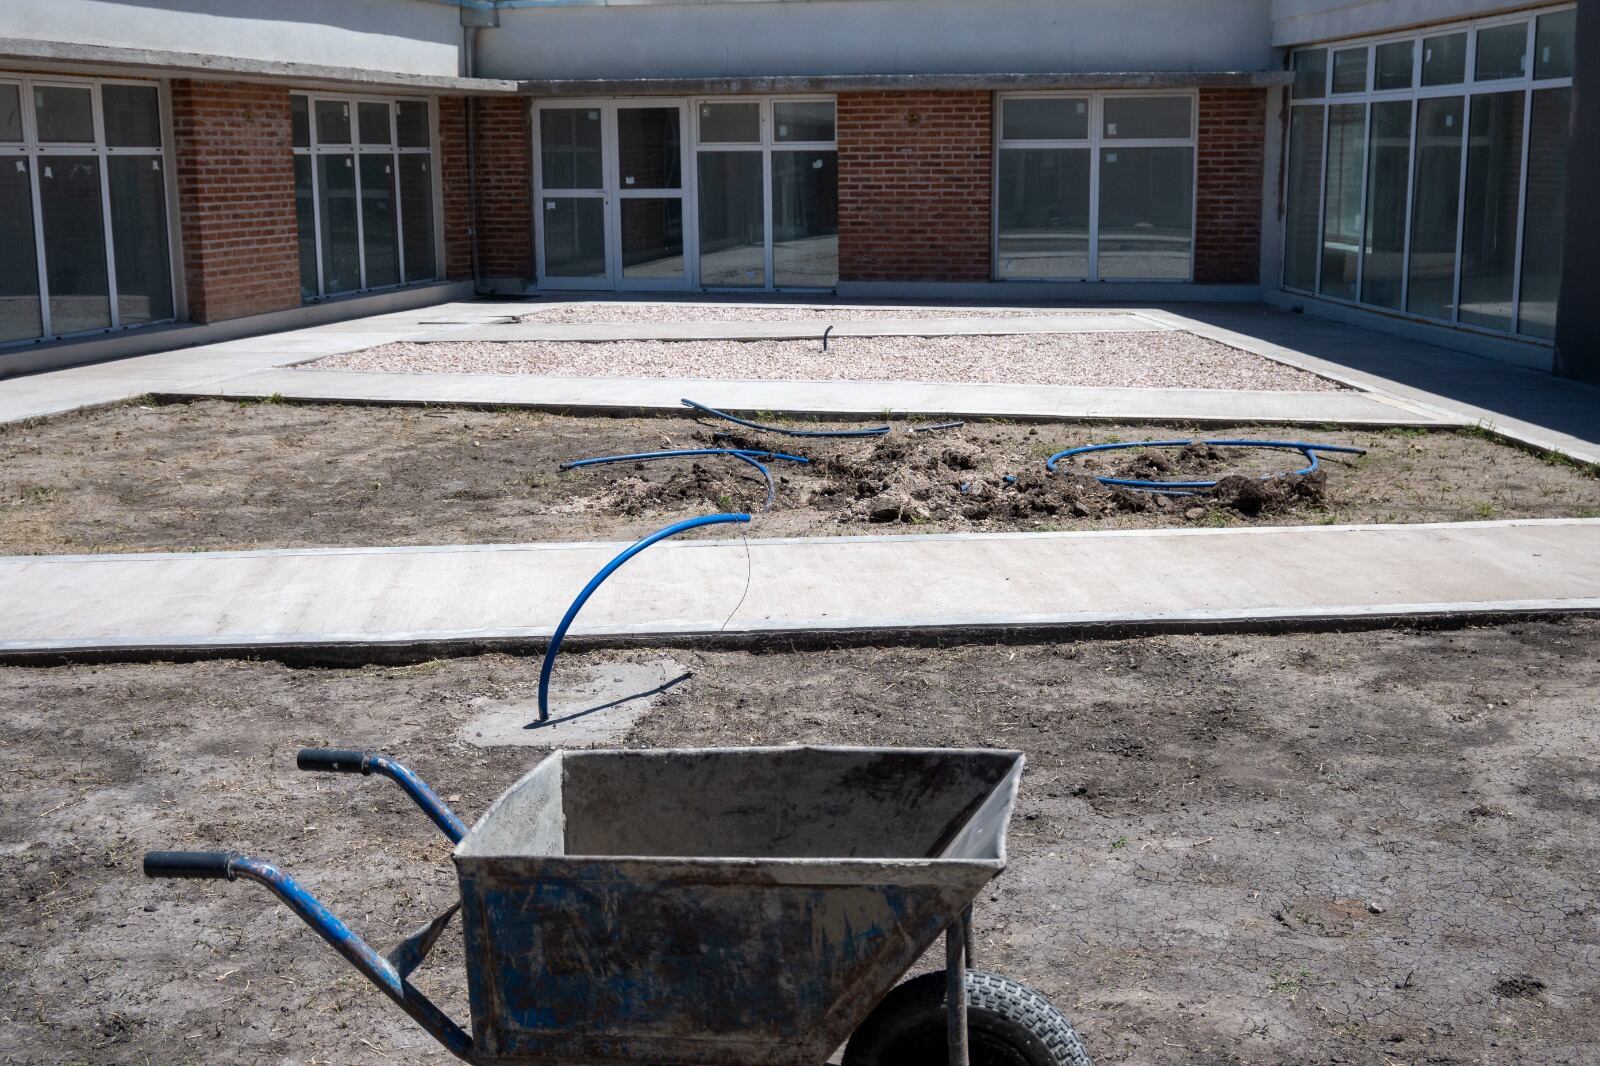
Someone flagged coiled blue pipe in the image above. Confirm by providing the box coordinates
[1046,438,1367,495]
[536,513,751,723]
[682,397,891,438]
[559,448,809,511]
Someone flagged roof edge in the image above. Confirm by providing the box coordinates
[515,70,1293,95]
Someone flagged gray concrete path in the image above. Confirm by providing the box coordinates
[166,367,1445,426]
[428,313,1161,343]
[3,519,1595,656]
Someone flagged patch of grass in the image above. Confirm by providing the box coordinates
[1469,501,1501,520]
[1458,420,1498,441]
[11,484,61,505]
[1267,967,1311,999]
[1387,426,1428,439]
[1200,511,1235,528]
[1109,835,1129,852]
[235,392,285,409]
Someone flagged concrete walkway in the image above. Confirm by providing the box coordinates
[170,366,1445,426]
[3,519,1595,657]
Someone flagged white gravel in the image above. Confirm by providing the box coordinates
[516,303,1131,324]
[311,332,1344,392]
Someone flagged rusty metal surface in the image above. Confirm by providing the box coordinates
[452,746,1023,1065]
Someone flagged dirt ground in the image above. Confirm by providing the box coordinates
[2,620,1598,1064]
[1,400,1597,554]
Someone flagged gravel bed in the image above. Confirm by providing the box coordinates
[516,302,1132,324]
[311,332,1344,391]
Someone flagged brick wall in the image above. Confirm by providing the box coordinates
[169,80,301,322]
[1194,87,1266,285]
[437,96,474,281]
[472,97,533,285]
[837,91,992,282]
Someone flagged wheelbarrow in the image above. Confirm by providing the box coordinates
[145,745,1090,1066]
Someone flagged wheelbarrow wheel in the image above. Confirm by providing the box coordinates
[844,969,1091,1066]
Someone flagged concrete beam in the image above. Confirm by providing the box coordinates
[516,70,1292,97]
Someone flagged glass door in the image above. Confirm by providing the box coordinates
[535,101,691,291]
[537,105,609,288]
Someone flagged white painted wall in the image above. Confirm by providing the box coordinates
[1271,0,1554,46]
[0,0,465,79]
[478,0,1276,81]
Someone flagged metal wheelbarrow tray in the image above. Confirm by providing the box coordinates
[146,745,1088,1065]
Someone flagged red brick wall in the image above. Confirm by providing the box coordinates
[438,96,474,282]
[169,80,300,322]
[837,91,992,282]
[1194,88,1266,285]
[473,97,533,284]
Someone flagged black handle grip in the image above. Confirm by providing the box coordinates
[144,851,237,880]
[297,748,371,774]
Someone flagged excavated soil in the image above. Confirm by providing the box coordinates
[2,400,1598,554]
[3,620,1599,1063]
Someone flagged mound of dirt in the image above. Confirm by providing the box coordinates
[589,426,1332,527]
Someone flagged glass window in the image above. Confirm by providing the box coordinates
[773,101,834,142]
[616,107,681,190]
[1320,104,1366,300]
[294,155,317,299]
[107,156,172,324]
[996,149,1090,279]
[39,156,110,332]
[1406,96,1464,320]
[1458,91,1525,331]
[1293,48,1329,99]
[1421,33,1467,86]
[34,86,95,142]
[1534,9,1575,79]
[1283,106,1326,292]
[1374,41,1415,90]
[396,101,429,148]
[358,154,398,287]
[101,85,161,147]
[316,154,360,294]
[540,108,603,189]
[1097,146,1193,279]
[0,84,21,141]
[698,151,766,287]
[1518,88,1570,339]
[1001,98,1088,141]
[1360,100,1412,310]
[399,155,436,283]
[699,102,760,144]
[620,198,685,279]
[0,157,41,342]
[314,99,351,144]
[291,94,310,149]
[1102,96,1190,139]
[357,102,391,145]
[1333,48,1369,93]
[542,197,606,278]
[1475,24,1528,81]
[771,151,837,288]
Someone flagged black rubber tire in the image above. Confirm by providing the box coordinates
[843,970,1092,1066]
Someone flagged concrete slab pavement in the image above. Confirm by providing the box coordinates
[3,519,1595,658]
[162,367,1447,426]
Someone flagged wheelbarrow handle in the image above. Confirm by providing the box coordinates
[142,850,473,1062]
[297,748,469,845]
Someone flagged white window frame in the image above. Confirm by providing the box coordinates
[293,93,440,300]
[0,73,176,347]
[992,90,1199,283]
[1282,3,1575,342]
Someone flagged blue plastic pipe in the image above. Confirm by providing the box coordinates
[537,513,751,722]
[559,448,808,511]
[1045,438,1367,495]
[682,397,891,438]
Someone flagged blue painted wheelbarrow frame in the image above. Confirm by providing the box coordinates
[146,746,1022,1066]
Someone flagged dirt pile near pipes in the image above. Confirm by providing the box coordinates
[595,426,1328,526]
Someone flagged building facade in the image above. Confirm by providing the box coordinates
[0,0,1592,381]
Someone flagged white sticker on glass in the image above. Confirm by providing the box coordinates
[1106,123,1118,135]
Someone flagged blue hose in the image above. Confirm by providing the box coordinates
[536,513,751,723]
[1046,438,1367,495]
[559,448,808,512]
[682,397,891,438]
